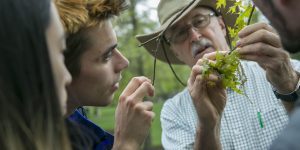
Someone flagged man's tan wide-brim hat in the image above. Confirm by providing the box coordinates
[136,0,237,64]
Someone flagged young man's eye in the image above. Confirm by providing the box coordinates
[102,49,114,62]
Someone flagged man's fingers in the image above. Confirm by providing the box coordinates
[237,51,274,67]
[128,81,154,103]
[203,51,229,60]
[238,22,277,38]
[135,101,154,111]
[237,43,280,57]
[190,65,202,84]
[239,53,267,63]
[206,73,220,83]
[189,67,220,86]
[239,53,282,70]
[144,111,155,120]
[194,74,221,89]
[191,59,217,81]
[196,58,217,67]
[121,76,151,97]
[237,29,281,48]
[193,75,207,95]
[190,56,223,86]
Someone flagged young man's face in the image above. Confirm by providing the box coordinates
[165,7,229,67]
[253,0,300,53]
[68,21,129,107]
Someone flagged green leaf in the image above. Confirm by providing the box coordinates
[229,5,237,14]
[201,50,246,94]
[216,0,226,9]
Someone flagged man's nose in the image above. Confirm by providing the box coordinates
[188,27,202,42]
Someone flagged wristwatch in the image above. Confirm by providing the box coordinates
[273,75,300,102]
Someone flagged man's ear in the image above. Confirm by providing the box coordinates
[217,16,227,37]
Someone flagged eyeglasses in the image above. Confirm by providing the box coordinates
[165,12,215,44]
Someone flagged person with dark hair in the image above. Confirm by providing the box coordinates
[250,0,300,149]
[136,0,300,149]
[0,0,72,149]
[55,0,155,149]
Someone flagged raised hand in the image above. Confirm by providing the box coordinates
[113,76,155,150]
[189,54,227,150]
[237,22,299,94]
[188,55,227,129]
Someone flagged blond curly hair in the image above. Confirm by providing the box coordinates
[55,0,128,33]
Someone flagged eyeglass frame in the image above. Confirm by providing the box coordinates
[164,12,216,45]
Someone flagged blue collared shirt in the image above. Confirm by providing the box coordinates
[68,109,114,150]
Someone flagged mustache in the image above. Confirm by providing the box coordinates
[191,38,213,58]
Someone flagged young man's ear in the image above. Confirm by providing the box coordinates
[218,16,226,37]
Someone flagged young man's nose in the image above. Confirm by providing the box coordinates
[114,49,129,73]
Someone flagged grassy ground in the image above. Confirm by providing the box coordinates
[87,101,164,148]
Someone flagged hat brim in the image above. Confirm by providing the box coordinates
[136,0,237,65]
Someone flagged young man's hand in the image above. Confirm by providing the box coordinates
[113,76,155,150]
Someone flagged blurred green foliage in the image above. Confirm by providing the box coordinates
[292,53,300,60]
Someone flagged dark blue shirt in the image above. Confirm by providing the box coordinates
[68,109,114,150]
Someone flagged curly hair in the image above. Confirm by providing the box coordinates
[55,0,88,33]
[55,0,128,77]
[56,0,128,33]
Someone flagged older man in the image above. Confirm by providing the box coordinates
[252,0,300,149]
[137,0,300,149]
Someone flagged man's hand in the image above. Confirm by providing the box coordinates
[237,22,298,94]
[189,54,227,150]
[188,56,227,129]
[113,77,155,150]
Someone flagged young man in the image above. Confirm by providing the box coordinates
[56,0,155,149]
[251,0,300,149]
[137,0,300,149]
